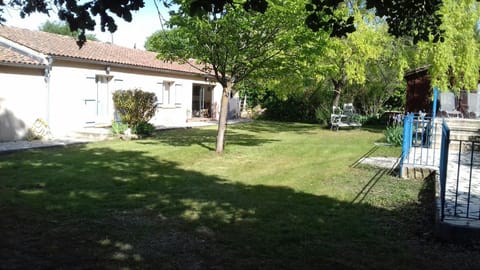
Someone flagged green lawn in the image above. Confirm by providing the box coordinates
[0,121,478,269]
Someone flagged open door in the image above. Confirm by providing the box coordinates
[192,84,213,118]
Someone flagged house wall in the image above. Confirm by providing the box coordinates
[0,66,47,141]
[0,59,230,141]
[47,60,223,136]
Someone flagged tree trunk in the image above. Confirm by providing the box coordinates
[216,82,232,154]
[332,81,342,108]
[332,73,347,108]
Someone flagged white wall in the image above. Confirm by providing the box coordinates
[48,61,225,135]
[0,67,47,141]
[0,60,234,141]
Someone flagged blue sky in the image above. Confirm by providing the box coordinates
[3,0,171,49]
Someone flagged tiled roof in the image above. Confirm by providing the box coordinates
[0,26,209,75]
[0,46,44,67]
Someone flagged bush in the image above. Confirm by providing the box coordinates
[112,89,157,128]
[384,125,403,146]
[111,121,129,135]
[133,121,155,136]
[315,107,330,126]
[260,90,319,123]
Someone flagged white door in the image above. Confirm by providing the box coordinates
[96,75,110,123]
[84,75,111,124]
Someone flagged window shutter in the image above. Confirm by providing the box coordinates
[156,82,164,104]
[175,84,182,105]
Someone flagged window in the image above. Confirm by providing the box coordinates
[156,81,178,107]
[164,82,172,105]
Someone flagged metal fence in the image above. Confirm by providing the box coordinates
[399,113,439,176]
[399,87,440,177]
[438,120,480,221]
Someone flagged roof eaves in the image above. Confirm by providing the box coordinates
[51,55,214,79]
[0,61,46,69]
[0,36,49,65]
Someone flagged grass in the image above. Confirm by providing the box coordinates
[0,121,478,269]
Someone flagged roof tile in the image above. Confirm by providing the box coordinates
[0,26,208,75]
[0,46,44,66]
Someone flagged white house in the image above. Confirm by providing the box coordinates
[0,26,240,142]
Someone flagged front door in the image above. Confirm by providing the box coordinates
[84,75,112,124]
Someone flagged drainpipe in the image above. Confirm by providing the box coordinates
[44,56,53,125]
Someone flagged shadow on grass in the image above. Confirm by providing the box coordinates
[360,124,388,134]
[231,120,320,134]
[143,127,279,150]
[0,145,476,269]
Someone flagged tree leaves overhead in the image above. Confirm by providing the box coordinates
[183,0,449,43]
[184,0,268,16]
[1,0,475,46]
[366,0,445,43]
[305,0,355,38]
[0,0,145,47]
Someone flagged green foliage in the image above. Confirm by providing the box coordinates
[111,121,129,135]
[39,20,98,41]
[384,125,404,146]
[2,0,449,47]
[415,0,480,91]
[112,89,158,128]
[148,0,308,152]
[132,121,155,136]
[315,107,331,126]
[260,88,327,123]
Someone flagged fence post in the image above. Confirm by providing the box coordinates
[400,113,413,177]
[439,119,450,221]
[432,86,439,120]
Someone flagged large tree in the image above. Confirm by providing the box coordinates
[147,0,305,154]
[243,4,410,116]
[315,6,408,109]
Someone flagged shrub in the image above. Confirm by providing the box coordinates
[315,107,330,126]
[112,89,157,128]
[133,121,155,136]
[384,125,403,146]
[260,90,319,123]
[111,121,129,135]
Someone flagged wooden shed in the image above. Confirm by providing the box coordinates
[404,66,433,114]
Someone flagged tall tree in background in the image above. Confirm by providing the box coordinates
[39,20,98,41]
[316,6,408,109]
[148,0,306,154]
[415,0,480,91]
[244,3,410,118]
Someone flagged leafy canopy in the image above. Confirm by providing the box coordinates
[149,0,304,88]
[0,0,144,46]
[0,0,450,45]
[415,0,480,91]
